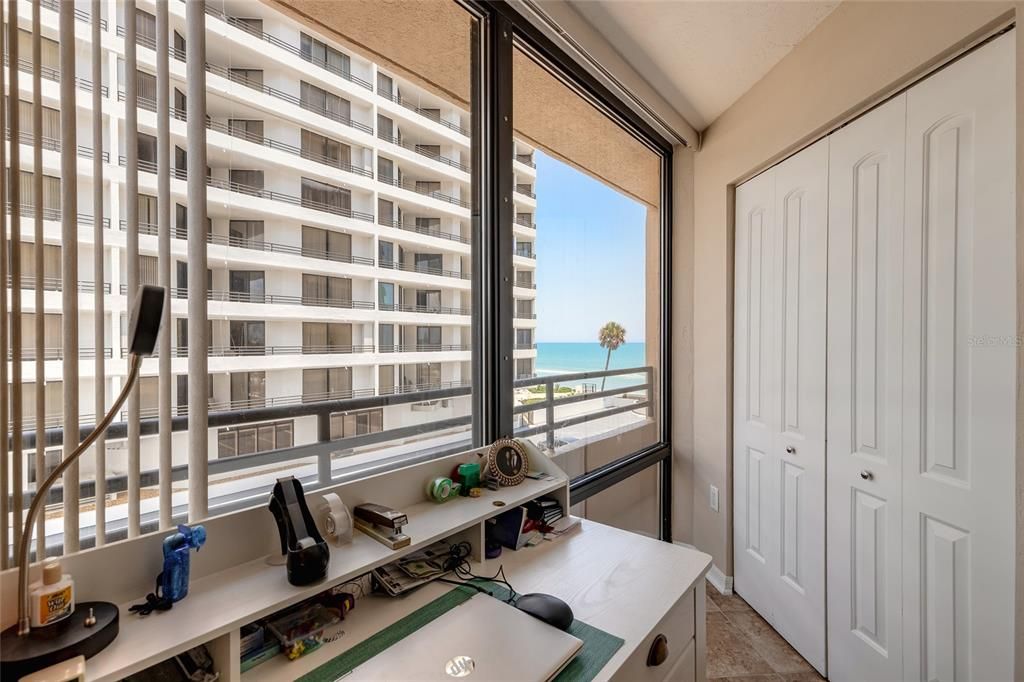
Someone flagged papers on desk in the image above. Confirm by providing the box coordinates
[543,515,581,540]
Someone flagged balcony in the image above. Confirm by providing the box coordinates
[515,246,536,259]
[378,175,471,210]
[39,0,107,29]
[6,130,110,162]
[379,260,470,281]
[514,309,537,320]
[514,343,537,350]
[376,88,470,137]
[514,215,536,230]
[119,158,376,223]
[8,347,113,361]
[515,154,536,168]
[7,275,111,294]
[377,133,469,173]
[4,56,108,97]
[515,184,536,199]
[6,203,110,229]
[514,278,536,290]
[377,218,470,246]
[379,302,472,316]
[169,288,376,311]
[380,344,472,353]
[120,220,377,268]
[167,344,376,358]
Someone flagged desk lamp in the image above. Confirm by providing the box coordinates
[1,285,165,679]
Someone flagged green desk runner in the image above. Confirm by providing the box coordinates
[298,582,624,682]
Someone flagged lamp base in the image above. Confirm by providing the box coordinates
[1,601,119,679]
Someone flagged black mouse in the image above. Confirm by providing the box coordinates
[515,593,574,631]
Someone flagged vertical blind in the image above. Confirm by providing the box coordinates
[1,0,210,566]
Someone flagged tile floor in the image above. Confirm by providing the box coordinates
[705,581,825,681]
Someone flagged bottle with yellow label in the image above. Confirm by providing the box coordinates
[29,560,75,627]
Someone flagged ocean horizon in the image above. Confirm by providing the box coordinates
[534,342,648,389]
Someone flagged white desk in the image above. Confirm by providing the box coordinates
[247,521,711,682]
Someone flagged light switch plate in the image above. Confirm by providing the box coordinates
[709,485,720,512]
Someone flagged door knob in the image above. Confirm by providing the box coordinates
[860,470,874,481]
[785,446,796,455]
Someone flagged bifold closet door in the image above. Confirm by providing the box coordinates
[827,31,1015,681]
[733,139,827,674]
[826,92,908,682]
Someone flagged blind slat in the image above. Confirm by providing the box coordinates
[0,13,9,570]
[8,0,24,565]
[157,0,172,530]
[60,0,81,554]
[186,0,209,521]
[125,0,141,538]
[32,0,46,560]
[92,0,106,546]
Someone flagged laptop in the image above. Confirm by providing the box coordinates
[344,593,583,681]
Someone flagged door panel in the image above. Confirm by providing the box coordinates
[901,33,1015,682]
[734,139,827,674]
[826,93,907,682]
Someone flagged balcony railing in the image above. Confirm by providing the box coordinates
[120,220,377,268]
[377,134,469,173]
[380,344,472,353]
[377,218,471,246]
[118,157,376,223]
[6,203,111,228]
[514,343,537,350]
[514,310,537,319]
[6,130,110,162]
[7,275,111,294]
[515,248,536,259]
[514,279,536,290]
[515,154,536,168]
[378,175,471,210]
[376,87,470,137]
[9,367,652,542]
[3,56,108,97]
[167,344,376,358]
[8,347,112,361]
[198,2,374,91]
[379,260,471,281]
[514,216,536,229]
[40,0,107,29]
[169,288,376,310]
[378,302,472,316]
[515,185,536,199]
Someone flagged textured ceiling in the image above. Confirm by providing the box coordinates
[566,0,840,130]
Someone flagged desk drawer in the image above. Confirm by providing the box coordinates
[612,587,695,681]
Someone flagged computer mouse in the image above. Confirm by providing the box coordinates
[515,592,574,631]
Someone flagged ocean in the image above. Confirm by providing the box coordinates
[534,342,648,390]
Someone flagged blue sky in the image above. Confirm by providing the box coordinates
[534,151,647,343]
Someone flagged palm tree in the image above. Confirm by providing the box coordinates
[598,322,626,390]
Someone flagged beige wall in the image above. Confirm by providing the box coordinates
[684,1,1016,574]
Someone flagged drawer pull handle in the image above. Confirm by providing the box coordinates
[785,446,796,455]
[646,634,669,667]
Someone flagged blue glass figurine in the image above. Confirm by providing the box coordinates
[129,524,207,615]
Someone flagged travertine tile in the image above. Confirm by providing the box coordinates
[706,611,775,678]
[724,611,815,674]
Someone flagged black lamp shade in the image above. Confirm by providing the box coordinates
[129,285,165,356]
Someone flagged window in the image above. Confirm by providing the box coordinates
[329,408,383,440]
[301,274,351,305]
[377,115,395,141]
[378,282,395,309]
[139,255,159,286]
[302,367,353,402]
[18,100,60,143]
[416,326,441,350]
[379,324,395,352]
[378,199,395,226]
[229,68,264,89]
[230,372,266,409]
[136,70,157,103]
[232,18,264,34]
[229,169,264,192]
[377,72,393,98]
[18,171,60,219]
[227,119,264,143]
[377,157,395,182]
[416,290,441,312]
[302,322,352,353]
[28,450,62,486]
[378,366,395,395]
[218,420,293,459]
[300,81,351,122]
[301,129,351,167]
[229,321,265,352]
[18,29,58,70]
[229,271,265,303]
[228,220,264,246]
[138,193,158,229]
[378,240,395,266]
[414,253,442,274]
[14,242,61,289]
[301,177,351,213]
[302,226,351,262]
[300,33,351,76]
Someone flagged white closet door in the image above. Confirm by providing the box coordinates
[900,33,1015,682]
[733,139,827,674]
[826,93,907,682]
[734,168,778,623]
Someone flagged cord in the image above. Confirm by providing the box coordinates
[439,541,518,604]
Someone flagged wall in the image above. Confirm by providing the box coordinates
[686,0,1016,577]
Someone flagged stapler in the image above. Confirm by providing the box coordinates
[353,503,411,549]
[268,477,330,586]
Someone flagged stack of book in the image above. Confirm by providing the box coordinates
[489,496,565,550]
[525,496,564,527]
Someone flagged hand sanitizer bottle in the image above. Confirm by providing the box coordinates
[29,560,75,627]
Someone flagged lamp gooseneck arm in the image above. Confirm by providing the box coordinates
[16,353,144,635]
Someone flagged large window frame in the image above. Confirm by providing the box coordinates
[12,0,674,556]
